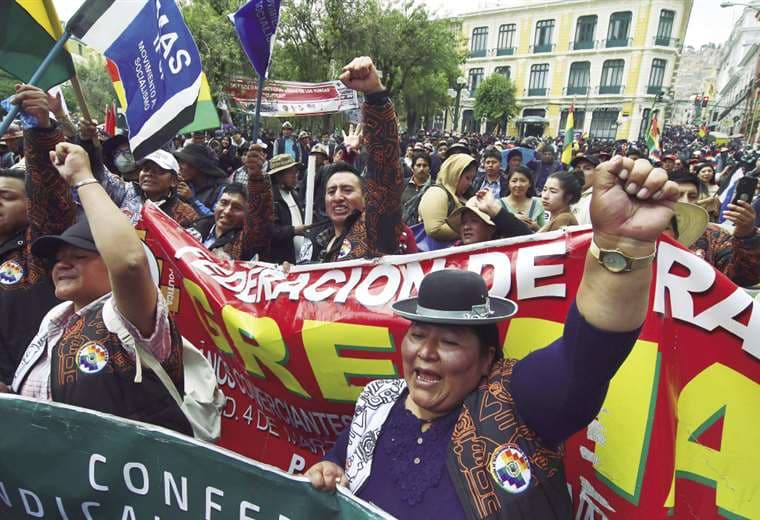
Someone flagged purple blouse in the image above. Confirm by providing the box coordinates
[325,302,640,519]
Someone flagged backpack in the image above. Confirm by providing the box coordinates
[402,184,456,226]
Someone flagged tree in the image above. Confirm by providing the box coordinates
[474,74,518,134]
[68,54,119,120]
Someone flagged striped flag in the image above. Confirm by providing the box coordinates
[646,110,661,162]
[0,0,75,90]
[561,104,574,165]
[67,0,203,159]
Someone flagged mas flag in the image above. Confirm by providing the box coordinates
[179,74,221,133]
[646,110,662,162]
[230,0,282,79]
[0,0,75,90]
[67,0,203,159]
[561,104,574,165]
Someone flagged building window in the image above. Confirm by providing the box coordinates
[574,15,597,50]
[647,58,666,94]
[534,19,554,53]
[468,68,485,93]
[528,63,549,96]
[655,10,675,46]
[600,59,624,94]
[559,109,586,131]
[639,108,651,140]
[471,27,488,57]
[590,109,620,139]
[497,24,516,55]
[495,66,511,79]
[606,11,632,47]
[566,61,590,95]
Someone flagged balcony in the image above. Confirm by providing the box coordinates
[572,39,596,50]
[469,48,487,58]
[599,85,622,94]
[496,47,515,56]
[533,43,555,53]
[654,36,680,47]
[604,37,632,48]
[526,87,548,96]
[565,86,589,95]
[647,85,664,95]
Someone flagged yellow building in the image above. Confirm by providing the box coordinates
[457,0,693,142]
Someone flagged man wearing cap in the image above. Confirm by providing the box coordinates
[190,145,273,261]
[6,142,192,435]
[264,154,309,264]
[273,122,301,163]
[0,85,76,388]
[570,154,600,225]
[662,154,677,175]
[174,143,229,217]
[0,124,24,169]
[297,131,312,170]
[669,170,760,287]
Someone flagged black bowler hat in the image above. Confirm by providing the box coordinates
[32,218,98,260]
[392,270,517,325]
[173,143,226,178]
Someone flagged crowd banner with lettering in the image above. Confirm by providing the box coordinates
[225,77,361,117]
[0,395,393,519]
[67,0,203,159]
[132,204,760,518]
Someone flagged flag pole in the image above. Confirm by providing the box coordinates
[252,75,265,142]
[0,29,72,137]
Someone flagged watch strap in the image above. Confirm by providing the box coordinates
[589,239,657,272]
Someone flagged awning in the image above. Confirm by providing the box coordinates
[514,116,550,125]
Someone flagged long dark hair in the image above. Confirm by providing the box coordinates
[507,166,536,197]
[546,170,582,205]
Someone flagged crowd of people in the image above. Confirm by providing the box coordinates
[0,55,759,518]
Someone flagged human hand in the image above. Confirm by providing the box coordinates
[244,146,266,173]
[339,57,385,95]
[305,461,348,492]
[13,84,51,128]
[516,213,539,231]
[47,89,64,117]
[474,189,501,217]
[78,118,98,142]
[590,156,679,246]
[724,200,757,238]
[176,181,193,201]
[48,142,94,186]
[341,124,363,152]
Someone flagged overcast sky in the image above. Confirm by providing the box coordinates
[54,0,744,49]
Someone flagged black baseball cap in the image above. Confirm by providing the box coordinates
[32,218,98,260]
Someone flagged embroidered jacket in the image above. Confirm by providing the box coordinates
[690,223,760,287]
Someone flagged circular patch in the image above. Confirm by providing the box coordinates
[0,260,24,285]
[76,342,109,374]
[337,239,352,259]
[489,444,531,494]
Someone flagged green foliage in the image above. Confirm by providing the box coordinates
[71,54,118,120]
[474,74,519,132]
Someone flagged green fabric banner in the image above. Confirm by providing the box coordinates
[0,396,393,520]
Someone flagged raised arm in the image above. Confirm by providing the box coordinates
[236,145,273,261]
[339,57,403,256]
[50,143,157,337]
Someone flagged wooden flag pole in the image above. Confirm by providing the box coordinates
[0,30,72,137]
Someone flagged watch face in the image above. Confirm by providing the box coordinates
[602,251,628,273]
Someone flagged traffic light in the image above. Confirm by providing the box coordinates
[702,96,709,107]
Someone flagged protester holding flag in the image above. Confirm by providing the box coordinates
[0,85,75,388]
[296,57,404,263]
[307,155,680,518]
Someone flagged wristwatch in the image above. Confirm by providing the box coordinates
[589,240,657,273]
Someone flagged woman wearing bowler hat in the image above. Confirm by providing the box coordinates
[307,154,680,519]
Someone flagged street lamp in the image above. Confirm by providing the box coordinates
[453,76,467,134]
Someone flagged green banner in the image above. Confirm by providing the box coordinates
[0,396,393,520]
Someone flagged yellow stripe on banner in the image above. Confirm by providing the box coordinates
[113,80,127,110]
[198,74,212,102]
[16,0,57,39]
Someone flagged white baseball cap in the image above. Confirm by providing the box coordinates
[141,149,180,175]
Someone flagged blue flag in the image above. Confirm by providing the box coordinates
[67,0,203,160]
[230,0,282,79]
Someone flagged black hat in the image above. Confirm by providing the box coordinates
[392,270,517,325]
[173,144,227,178]
[32,218,98,260]
[571,154,600,168]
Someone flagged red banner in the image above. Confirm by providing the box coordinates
[138,204,760,519]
